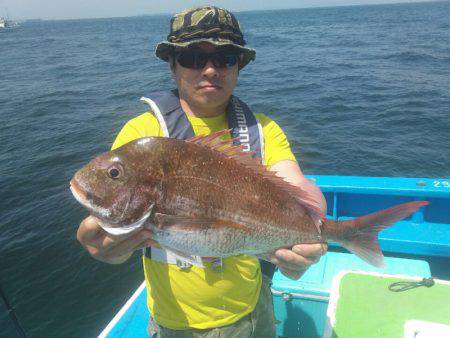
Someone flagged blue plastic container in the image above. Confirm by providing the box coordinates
[271,251,431,338]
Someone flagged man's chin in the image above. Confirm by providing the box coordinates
[197,91,230,104]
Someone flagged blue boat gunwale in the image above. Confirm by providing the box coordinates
[306,175,450,198]
[98,282,147,338]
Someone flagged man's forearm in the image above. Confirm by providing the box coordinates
[302,180,327,216]
[269,159,327,215]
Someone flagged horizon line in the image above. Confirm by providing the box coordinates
[15,0,447,22]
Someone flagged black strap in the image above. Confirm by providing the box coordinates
[259,260,276,279]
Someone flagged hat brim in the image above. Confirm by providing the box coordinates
[155,38,256,69]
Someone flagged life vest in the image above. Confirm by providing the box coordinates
[140,89,275,276]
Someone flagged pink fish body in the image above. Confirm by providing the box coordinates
[70,131,428,267]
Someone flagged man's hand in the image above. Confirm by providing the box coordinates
[77,216,156,264]
[266,243,327,280]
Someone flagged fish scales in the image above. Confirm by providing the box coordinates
[157,139,312,230]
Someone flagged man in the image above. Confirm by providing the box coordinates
[77,6,327,337]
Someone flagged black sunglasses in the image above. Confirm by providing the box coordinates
[175,50,240,69]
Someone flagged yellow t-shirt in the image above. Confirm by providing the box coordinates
[112,111,296,330]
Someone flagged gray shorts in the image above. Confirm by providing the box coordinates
[149,275,276,338]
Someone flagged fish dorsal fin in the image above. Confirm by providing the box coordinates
[188,129,231,146]
[187,130,323,223]
[188,129,258,161]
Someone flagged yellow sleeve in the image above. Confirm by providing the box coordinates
[256,113,297,167]
[111,112,164,150]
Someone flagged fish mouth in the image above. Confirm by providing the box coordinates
[70,178,89,207]
[69,178,111,219]
[70,177,153,235]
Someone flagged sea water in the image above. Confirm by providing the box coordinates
[1,2,449,337]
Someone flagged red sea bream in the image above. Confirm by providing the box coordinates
[70,130,428,267]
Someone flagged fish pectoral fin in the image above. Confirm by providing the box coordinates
[154,213,247,231]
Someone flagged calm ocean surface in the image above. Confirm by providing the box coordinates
[1,2,450,337]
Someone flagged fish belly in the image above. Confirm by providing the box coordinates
[149,222,306,257]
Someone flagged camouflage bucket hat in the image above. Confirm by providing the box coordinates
[155,6,256,69]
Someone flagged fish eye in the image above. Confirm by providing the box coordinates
[107,165,122,179]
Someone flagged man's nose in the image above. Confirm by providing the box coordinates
[201,60,219,77]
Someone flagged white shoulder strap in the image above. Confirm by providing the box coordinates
[140,96,170,137]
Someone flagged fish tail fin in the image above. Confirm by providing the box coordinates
[331,201,428,267]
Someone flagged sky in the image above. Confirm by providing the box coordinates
[0,0,441,20]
